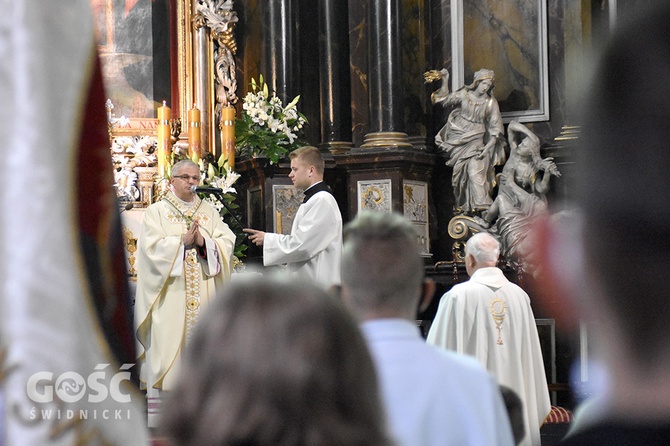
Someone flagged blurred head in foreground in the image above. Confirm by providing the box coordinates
[535,2,670,423]
[159,275,390,446]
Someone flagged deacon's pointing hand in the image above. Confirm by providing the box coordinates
[243,228,265,247]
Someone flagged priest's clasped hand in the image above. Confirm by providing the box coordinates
[243,228,265,246]
[183,220,205,248]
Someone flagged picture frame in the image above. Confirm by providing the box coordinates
[450,0,549,122]
[92,0,171,120]
[271,184,304,235]
[357,180,393,213]
[403,180,431,257]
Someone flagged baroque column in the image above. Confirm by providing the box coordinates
[362,0,411,148]
[192,0,238,157]
[260,0,299,104]
[192,18,213,155]
[318,0,353,153]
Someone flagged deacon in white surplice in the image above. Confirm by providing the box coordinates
[427,232,551,446]
[244,146,342,290]
[135,160,236,427]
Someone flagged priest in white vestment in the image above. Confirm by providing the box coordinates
[427,232,550,446]
[244,146,342,290]
[135,160,236,427]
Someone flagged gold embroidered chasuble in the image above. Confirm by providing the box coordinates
[426,267,551,446]
[135,190,236,392]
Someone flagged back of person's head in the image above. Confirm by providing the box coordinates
[159,275,390,446]
[465,232,500,266]
[578,3,670,368]
[340,211,424,317]
[289,146,325,175]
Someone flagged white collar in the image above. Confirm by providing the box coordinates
[469,267,509,289]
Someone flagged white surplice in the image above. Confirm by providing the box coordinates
[263,188,342,289]
[427,267,551,446]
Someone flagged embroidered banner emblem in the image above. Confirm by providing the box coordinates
[489,297,507,345]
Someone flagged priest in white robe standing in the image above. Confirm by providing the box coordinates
[244,146,343,290]
[427,232,550,446]
[135,159,236,427]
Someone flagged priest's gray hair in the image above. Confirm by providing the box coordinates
[171,159,199,177]
[341,211,424,314]
[465,232,500,265]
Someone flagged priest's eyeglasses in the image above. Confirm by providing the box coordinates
[174,174,201,182]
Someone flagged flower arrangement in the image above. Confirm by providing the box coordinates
[235,75,308,164]
[197,153,247,261]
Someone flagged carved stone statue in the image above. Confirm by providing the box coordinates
[483,120,561,263]
[425,67,506,216]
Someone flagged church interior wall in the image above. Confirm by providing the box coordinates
[100,0,623,413]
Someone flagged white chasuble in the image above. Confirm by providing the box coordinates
[263,190,342,289]
[135,191,236,394]
[427,267,551,446]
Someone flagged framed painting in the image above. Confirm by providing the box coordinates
[403,180,430,257]
[92,0,171,120]
[451,0,549,122]
[357,180,392,213]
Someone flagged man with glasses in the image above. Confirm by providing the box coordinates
[134,159,236,428]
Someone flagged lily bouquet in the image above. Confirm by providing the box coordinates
[198,154,247,261]
[235,75,308,164]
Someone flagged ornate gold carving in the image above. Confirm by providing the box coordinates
[364,187,384,205]
[358,180,392,212]
[185,0,238,156]
[361,131,412,148]
[192,0,238,53]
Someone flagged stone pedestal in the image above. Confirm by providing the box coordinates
[334,148,436,257]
